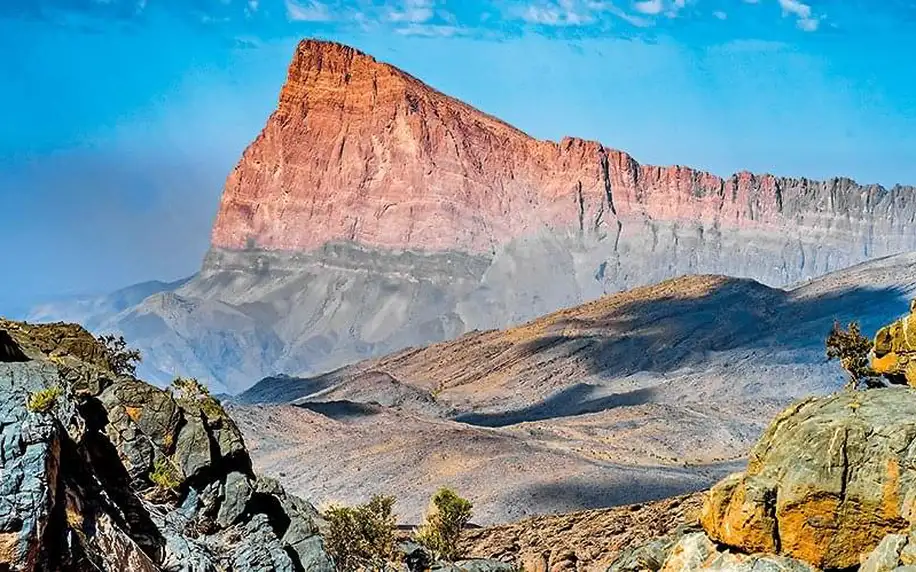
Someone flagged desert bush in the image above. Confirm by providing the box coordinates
[171,377,225,418]
[97,334,142,377]
[149,456,182,491]
[826,320,881,390]
[414,488,473,562]
[323,494,397,571]
[27,386,62,414]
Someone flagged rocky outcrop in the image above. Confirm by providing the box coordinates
[872,300,916,386]
[606,529,818,572]
[700,389,916,570]
[0,319,333,571]
[463,493,705,572]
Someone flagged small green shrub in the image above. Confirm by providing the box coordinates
[323,494,397,571]
[149,456,182,491]
[171,377,225,418]
[414,488,473,562]
[826,320,880,390]
[27,386,63,414]
[97,334,142,377]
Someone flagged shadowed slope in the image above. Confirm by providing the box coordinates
[233,255,916,523]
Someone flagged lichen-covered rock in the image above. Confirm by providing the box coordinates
[0,319,332,571]
[701,389,916,569]
[872,301,916,386]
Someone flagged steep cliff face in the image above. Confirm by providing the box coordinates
[211,39,916,268]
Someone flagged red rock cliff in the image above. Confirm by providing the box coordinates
[211,39,907,254]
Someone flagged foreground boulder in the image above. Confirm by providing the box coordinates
[607,529,817,572]
[860,528,916,572]
[0,319,333,571]
[872,301,916,386]
[700,389,916,569]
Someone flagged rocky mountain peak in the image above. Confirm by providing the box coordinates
[210,38,916,262]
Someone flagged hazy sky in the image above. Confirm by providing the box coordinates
[2,0,915,314]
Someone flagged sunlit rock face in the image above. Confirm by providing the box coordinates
[212,39,916,282]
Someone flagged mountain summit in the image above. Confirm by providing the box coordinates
[213,39,915,262]
[36,39,916,392]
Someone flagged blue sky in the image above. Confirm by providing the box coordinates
[2,0,915,314]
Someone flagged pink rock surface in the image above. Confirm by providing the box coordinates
[211,39,898,254]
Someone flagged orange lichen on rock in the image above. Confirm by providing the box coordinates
[701,390,916,570]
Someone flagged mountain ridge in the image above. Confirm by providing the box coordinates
[212,38,916,257]
[28,38,916,393]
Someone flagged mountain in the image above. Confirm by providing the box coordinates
[25,277,190,329]
[229,252,916,524]
[37,39,916,393]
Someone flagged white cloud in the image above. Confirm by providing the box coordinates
[778,0,821,31]
[713,10,727,19]
[285,0,331,22]
[520,0,594,25]
[632,0,685,19]
[395,23,461,36]
[387,0,436,24]
[633,0,662,15]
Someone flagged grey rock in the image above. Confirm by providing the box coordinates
[659,533,816,572]
[863,534,909,572]
[229,513,297,572]
[216,471,252,528]
[0,359,70,568]
[174,415,212,481]
[212,417,246,463]
[450,560,517,572]
[0,319,333,571]
[400,541,433,572]
[607,526,698,572]
[431,560,516,572]
[292,534,336,572]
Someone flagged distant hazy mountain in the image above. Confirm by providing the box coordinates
[26,277,190,330]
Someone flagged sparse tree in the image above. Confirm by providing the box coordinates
[323,495,397,571]
[414,488,473,562]
[97,334,142,377]
[826,320,881,390]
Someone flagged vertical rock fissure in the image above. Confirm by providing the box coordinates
[576,182,585,235]
[599,148,618,217]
